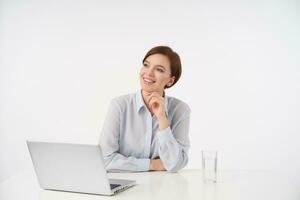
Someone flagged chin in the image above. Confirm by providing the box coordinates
[141,86,154,92]
[141,86,164,94]
[139,81,151,91]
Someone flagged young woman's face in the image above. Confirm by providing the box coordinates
[139,54,175,93]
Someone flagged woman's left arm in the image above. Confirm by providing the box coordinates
[148,93,191,172]
[157,106,191,172]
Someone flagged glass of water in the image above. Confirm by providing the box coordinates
[202,150,218,183]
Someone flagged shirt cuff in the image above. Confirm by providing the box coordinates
[136,158,150,171]
[157,126,173,144]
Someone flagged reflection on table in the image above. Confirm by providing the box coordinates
[1,169,299,200]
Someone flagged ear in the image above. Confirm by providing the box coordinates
[166,76,175,87]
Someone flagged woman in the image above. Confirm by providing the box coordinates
[99,46,191,172]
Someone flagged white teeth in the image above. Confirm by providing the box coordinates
[144,78,155,83]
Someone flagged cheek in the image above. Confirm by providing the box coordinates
[157,77,169,84]
[139,69,144,77]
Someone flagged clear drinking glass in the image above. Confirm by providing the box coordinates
[202,150,218,183]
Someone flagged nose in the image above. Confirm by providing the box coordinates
[145,66,155,76]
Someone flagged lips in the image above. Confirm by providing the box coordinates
[143,77,156,85]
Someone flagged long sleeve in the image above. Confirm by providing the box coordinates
[157,107,191,172]
[99,99,150,172]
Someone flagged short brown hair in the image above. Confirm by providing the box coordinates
[142,46,182,89]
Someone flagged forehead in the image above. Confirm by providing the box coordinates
[145,54,171,69]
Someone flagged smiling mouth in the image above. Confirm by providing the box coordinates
[143,77,156,85]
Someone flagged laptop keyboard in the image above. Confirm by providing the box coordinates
[110,184,121,190]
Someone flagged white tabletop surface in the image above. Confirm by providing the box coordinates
[0,169,299,200]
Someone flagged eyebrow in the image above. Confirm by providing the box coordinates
[144,60,167,70]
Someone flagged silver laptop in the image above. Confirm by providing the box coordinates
[27,141,136,195]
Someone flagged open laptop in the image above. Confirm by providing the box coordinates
[27,141,136,195]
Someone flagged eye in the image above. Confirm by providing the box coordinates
[156,68,164,73]
[143,63,149,68]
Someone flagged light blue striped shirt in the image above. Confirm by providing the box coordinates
[99,90,191,172]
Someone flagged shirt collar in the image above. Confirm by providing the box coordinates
[136,90,169,116]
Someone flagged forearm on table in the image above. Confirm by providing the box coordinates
[104,152,150,172]
[157,127,189,172]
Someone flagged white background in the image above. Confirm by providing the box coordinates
[1,0,300,186]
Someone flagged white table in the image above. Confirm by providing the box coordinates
[0,169,299,200]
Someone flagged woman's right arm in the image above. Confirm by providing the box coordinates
[99,99,150,172]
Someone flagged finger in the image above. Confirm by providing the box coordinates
[151,101,159,111]
[147,95,158,106]
[148,98,157,111]
[148,93,162,105]
[149,95,164,112]
[148,95,161,106]
[144,91,152,97]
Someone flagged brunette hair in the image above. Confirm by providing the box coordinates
[142,46,182,89]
